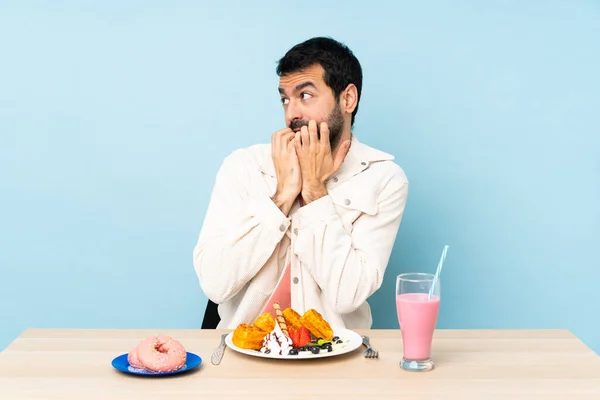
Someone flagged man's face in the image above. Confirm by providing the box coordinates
[278,64,345,149]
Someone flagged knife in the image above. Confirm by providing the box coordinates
[211,333,229,365]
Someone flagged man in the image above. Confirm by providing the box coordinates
[193,37,409,330]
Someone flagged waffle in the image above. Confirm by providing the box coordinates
[300,309,333,341]
[282,308,303,331]
[253,312,276,333]
[231,324,267,350]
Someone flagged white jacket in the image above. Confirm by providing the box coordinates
[193,135,409,329]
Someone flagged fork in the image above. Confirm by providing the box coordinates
[361,335,379,359]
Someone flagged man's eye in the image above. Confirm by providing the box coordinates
[301,93,312,100]
[281,98,289,105]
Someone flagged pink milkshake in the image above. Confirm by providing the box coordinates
[396,272,441,371]
[396,293,440,360]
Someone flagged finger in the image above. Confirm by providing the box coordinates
[274,127,293,153]
[272,131,280,158]
[280,131,295,153]
[300,126,309,148]
[287,132,297,152]
[308,120,318,149]
[320,122,330,150]
[294,132,302,154]
[275,127,293,136]
[333,140,351,172]
[274,127,292,141]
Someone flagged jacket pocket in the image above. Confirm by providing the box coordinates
[328,185,378,233]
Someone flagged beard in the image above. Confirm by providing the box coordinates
[289,102,345,150]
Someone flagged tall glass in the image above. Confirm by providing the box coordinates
[396,273,440,372]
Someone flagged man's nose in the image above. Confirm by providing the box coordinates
[285,100,303,127]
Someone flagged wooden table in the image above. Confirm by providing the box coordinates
[1,329,599,399]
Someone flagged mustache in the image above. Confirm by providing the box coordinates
[289,120,311,131]
[289,120,321,136]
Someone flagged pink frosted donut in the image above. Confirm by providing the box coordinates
[127,345,144,369]
[136,335,187,373]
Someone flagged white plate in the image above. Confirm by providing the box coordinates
[224,328,362,360]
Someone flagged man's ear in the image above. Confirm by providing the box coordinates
[341,84,358,115]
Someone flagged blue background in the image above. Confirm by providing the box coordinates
[1,1,599,353]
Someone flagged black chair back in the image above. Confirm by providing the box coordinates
[201,299,221,329]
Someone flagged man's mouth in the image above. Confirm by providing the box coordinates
[290,124,319,134]
[289,120,308,132]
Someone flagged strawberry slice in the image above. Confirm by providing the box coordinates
[288,327,301,348]
[298,327,311,348]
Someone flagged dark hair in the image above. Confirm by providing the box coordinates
[276,37,363,127]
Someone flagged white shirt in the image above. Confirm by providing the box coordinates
[192,135,409,329]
